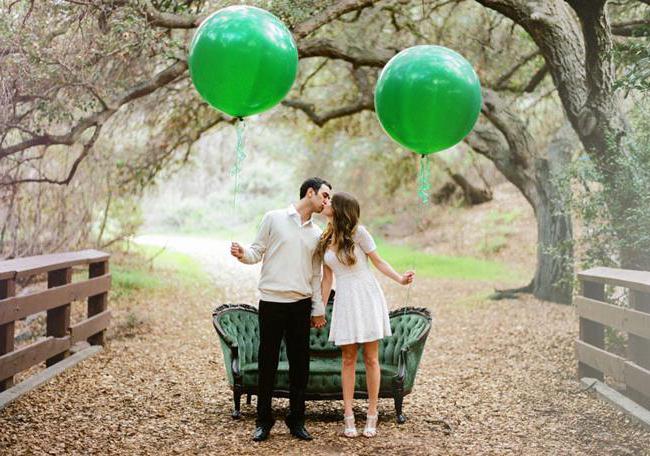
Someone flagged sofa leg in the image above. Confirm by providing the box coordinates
[232,389,242,419]
[393,383,406,424]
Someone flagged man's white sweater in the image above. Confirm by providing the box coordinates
[240,205,324,316]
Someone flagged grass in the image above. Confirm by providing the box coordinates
[110,243,212,298]
[478,209,523,255]
[375,239,517,282]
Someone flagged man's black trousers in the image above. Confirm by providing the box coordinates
[256,297,311,428]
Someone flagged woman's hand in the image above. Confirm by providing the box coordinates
[400,271,415,285]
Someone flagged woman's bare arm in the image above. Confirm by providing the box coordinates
[367,250,415,285]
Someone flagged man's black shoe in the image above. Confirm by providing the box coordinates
[287,424,313,441]
[252,425,271,442]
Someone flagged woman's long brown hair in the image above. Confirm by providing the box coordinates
[315,192,360,266]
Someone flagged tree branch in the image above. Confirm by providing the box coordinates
[137,0,382,39]
[299,38,393,67]
[474,0,587,125]
[611,20,650,37]
[138,0,203,28]
[494,49,541,90]
[282,98,374,127]
[523,64,549,92]
[0,60,188,160]
[5,124,102,186]
[293,0,381,39]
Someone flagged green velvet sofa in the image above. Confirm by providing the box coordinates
[212,293,431,423]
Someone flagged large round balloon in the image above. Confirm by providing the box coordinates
[375,45,482,154]
[188,6,298,118]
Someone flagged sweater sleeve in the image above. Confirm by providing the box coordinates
[240,212,271,264]
[310,256,324,316]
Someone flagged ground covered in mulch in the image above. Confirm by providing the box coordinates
[1,244,649,456]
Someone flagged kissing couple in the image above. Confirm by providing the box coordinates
[230,177,414,442]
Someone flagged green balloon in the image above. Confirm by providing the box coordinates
[188,6,298,118]
[375,45,482,154]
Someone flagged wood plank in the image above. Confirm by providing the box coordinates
[88,261,109,346]
[627,291,650,408]
[625,361,650,400]
[575,339,625,382]
[575,296,624,328]
[578,267,650,294]
[579,280,605,380]
[580,377,650,432]
[0,336,71,380]
[70,310,111,344]
[46,269,71,367]
[0,275,111,325]
[575,296,650,339]
[0,279,16,391]
[0,250,109,280]
[0,346,102,411]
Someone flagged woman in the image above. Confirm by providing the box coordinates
[315,192,415,438]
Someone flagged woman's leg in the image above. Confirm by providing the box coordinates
[340,343,358,417]
[362,340,380,416]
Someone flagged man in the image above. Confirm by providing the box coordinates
[230,177,331,442]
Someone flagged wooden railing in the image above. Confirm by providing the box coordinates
[0,250,111,392]
[576,267,650,409]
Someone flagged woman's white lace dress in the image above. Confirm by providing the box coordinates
[325,226,392,346]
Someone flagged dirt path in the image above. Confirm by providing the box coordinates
[1,236,648,455]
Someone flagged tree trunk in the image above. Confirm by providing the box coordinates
[468,92,575,304]
[530,163,573,304]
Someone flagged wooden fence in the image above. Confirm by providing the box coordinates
[0,250,111,392]
[576,267,650,409]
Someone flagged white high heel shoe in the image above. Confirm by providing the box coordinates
[343,414,358,438]
[363,414,378,437]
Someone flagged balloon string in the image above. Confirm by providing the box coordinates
[230,117,246,209]
[417,154,431,204]
[404,155,429,308]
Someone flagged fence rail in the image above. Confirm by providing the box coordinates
[0,250,111,392]
[576,267,650,409]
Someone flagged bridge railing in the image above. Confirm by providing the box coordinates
[576,267,650,409]
[0,250,111,392]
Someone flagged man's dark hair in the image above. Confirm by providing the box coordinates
[300,177,332,199]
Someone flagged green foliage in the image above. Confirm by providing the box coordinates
[562,101,650,270]
[615,37,650,94]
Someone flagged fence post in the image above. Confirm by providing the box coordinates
[628,290,650,408]
[0,278,16,391]
[46,268,72,366]
[88,261,108,346]
[578,279,605,380]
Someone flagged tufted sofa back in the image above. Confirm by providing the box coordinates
[380,310,431,366]
[213,304,261,367]
[213,301,431,389]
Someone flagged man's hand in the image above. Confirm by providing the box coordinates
[311,315,327,329]
[230,242,244,259]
